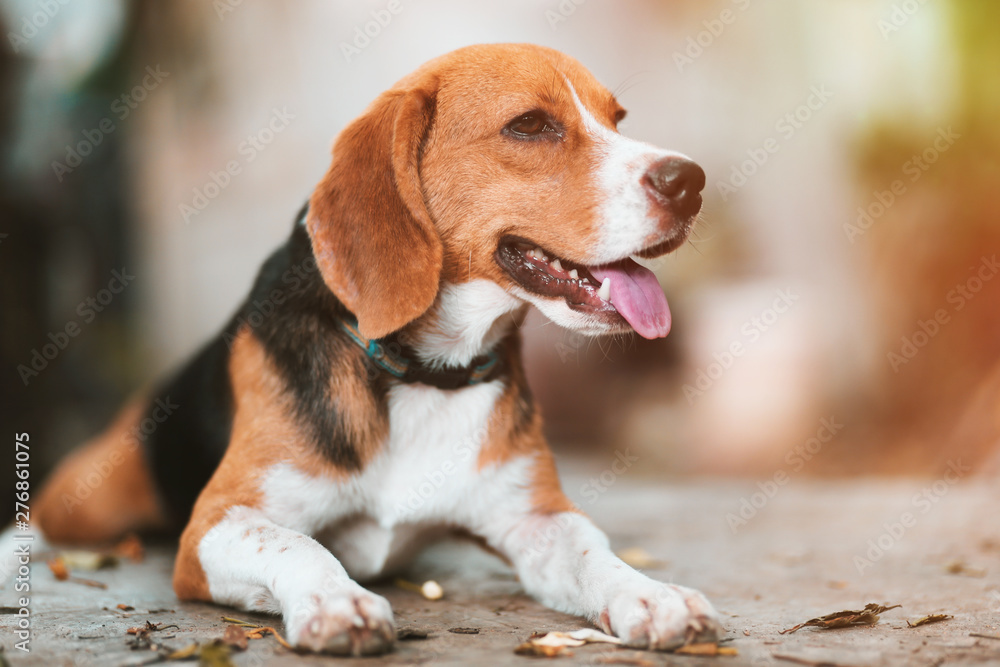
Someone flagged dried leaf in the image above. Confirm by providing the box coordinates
[244,626,292,649]
[514,641,570,657]
[117,603,135,611]
[220,616,290,649]
[945,560,986,577]
[60,549,117,570]
[780,603,901,634]
[166,643,200,660]
[222,624,248,651]
[71,577,107,589]
[595,656,655,667]
[513,628,621,657]
[564,628,622,644]
[199,643,235,667]
[449,627,480,634]
[772,653,842,666]
[114,534,145,562]
[47,558,69,580]
[529,633,585,649]
[130,621,178,635]
[530,629,622,647]
[907,614,952,627]
[675,642,739,656]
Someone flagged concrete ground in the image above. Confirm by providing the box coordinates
[3,469,1000,667]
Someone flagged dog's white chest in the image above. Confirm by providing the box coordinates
[369,381,506,521]
[258,380,515,579]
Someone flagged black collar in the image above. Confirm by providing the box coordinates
[338,313,504,390]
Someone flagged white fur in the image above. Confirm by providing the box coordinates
[197,506,395,653]
[482,510,721,649]
[565,79,691,265]
[411,279,523,368]
[511,284,626,338]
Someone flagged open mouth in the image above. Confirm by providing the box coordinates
[494,237,673,339]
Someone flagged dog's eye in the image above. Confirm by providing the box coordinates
[504,112,558,139]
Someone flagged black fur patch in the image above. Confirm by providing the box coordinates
[142,332,235,530]
[240,220,387,470]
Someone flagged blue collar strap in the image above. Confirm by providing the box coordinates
[338,314,503,390]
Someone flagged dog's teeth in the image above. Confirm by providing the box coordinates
[597,277,611,301]
[569,269,579,279]
[534,247,546,261]
[551,259,563,272]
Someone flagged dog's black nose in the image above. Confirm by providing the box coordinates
[645,157,706,220]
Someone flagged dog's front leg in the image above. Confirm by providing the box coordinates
[489,510,722,650]
[176,506,394,655]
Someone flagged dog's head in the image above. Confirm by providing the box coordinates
[308,44,704,341]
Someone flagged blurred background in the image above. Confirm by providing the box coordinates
[2,0,998,519]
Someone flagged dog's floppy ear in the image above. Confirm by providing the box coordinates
[307,84,442,339]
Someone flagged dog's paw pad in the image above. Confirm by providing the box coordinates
[286,588,395,655]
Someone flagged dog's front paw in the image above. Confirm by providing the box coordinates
[598,582,722,651]
[285,587,395,655]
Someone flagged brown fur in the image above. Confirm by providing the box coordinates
[173,330,389,599]
[308,83,442,340]
[34,399,167,544]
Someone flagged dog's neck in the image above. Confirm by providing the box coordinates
[406,280,527,369]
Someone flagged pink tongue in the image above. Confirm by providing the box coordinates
[590,259,671,339]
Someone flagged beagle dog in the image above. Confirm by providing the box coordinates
[31,43,719,654]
